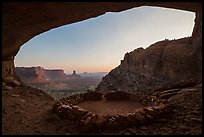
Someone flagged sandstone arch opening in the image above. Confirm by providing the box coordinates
[2,2,202,135]
[2,2,202,80]
[13,6,195,99]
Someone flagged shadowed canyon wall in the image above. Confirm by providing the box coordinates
[96,5,202,92]
[2,2,202,85]
[96,37,202,93]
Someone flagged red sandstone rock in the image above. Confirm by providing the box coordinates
[96,37,202,94]
[15,66,66,83]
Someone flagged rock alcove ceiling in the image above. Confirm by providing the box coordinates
[2,2,202,80]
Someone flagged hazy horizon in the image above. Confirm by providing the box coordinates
[15,65,108,75]
[14,6,195,74]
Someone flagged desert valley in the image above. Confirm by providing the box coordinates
[15,66,108,99]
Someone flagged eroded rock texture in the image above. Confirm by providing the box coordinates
[96,3,202,94]
[2,2,202,86]
[96,37,202,93]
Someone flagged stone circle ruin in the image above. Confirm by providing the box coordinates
[52,91,169,133]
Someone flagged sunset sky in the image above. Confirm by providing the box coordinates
[14,6,195,74]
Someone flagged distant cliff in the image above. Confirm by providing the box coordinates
[15,66,66,83]
[96,37,202,94]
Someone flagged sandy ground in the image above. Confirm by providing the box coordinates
[77,98,143,115]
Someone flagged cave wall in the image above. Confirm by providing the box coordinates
[192,12,202,72]
[2,2,202,80]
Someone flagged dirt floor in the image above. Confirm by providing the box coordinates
[2,82,202,135]
[77,99,143,115]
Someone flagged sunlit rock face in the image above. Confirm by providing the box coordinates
[96,37,202,94]
[15,66,66,83]
[2,2,202,83]
[121,38,198,81]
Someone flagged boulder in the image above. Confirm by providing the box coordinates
[4,76,21,86]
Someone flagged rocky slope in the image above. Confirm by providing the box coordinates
[2,80,202,135]
[96,37,202,94]
[15,66,66,83]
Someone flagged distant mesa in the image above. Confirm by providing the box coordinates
[15,66,66,83]
[80,72,108,77]
[15,66,108,84]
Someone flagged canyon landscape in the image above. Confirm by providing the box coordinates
[15,66,107,99]
[2,2,202,135]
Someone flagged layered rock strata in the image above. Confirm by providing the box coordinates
[15,66,66,83]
